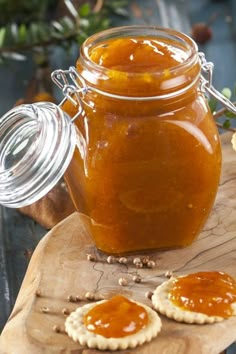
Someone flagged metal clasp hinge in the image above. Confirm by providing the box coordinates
[199,52,236,114]
[51,66,88,122]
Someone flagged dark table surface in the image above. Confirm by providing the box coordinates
[1,0,236,352]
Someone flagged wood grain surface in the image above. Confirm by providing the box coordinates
[1,133,236,354]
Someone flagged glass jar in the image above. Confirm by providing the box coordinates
[0,26,231,255]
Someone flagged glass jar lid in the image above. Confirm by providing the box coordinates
[0,102,76,208]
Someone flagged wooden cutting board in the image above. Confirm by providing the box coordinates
[1,133,236,354]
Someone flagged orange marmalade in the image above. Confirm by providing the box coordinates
[169,271,236,318]
[62,27,221,254]
[83,295,148,338]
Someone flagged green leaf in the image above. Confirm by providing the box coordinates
[29,22,40,44]
[0,27,6,47]
[105,0,129,14]
[37,23,50,42]
[60,16,75,31]
[225,110,236,119]
[112,7,129,17]
[11,23,18,40]
[4,23,16,46]
[80,18,89,28]
[52,21,64,33]
[64,0,78,19]
[2,51,26,61]
[208,98,217,113]
[18,23,27,43]
[79,3,91,17]
[223,119,231,129]
[221,87,232,100]
[233,83,236,97]
[106,0,128,8]
[0,0,129,61]
[100,18,111,29]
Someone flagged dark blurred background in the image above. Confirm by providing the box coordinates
[0,0,235,115]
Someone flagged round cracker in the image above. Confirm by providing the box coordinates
[65,299,162,350]
[152,277,236,324]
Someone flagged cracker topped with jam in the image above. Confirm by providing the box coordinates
[65,295,161,350]
[152,271,236,324]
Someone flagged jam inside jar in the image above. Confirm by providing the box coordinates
[62,26,222,254]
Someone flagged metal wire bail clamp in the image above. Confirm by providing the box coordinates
[51,66,88,122]
[199,52,236,114]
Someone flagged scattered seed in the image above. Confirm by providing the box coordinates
[62,308,70,316]
[40,306,50,313]
[75,295,83,302]
[133,257,141,265]
[141,256,150,265]
[94,293,105,301]
[165,270,173,278]
[85,292,95,301]
[145,291,153,300]
[35,289,42,297]
[107,255,116,264]
[87,254,96,262]
[133,275,142,283]
[147,260,156,268]
[118,277,128,286]
[53,325,62,333]
[67,295,77,303]
[118,257,128,264]
[135,262,143,269]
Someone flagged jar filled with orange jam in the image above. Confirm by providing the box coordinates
[0,26,233,254]
[61,26,222,254]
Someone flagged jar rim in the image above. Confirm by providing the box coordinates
[80,25,199,78]
[77,25,200,100]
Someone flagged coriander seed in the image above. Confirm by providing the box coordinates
[135,262,143,269]
[85,292,95,301]
[107,255,116,264]
[165,270,173,278]
[87,254,96,262]
[75,295,83,302]
[133,275,142,283]
[133,257,141,265]
[118,257,128,264]
[145,291,153,300]
[40,306,50,313]
[147,260,156,268]
[67,295,77,302]
[141,256,150,265]
[62,308,70,316]
[53,325,61,333]
[35,289,42,297]
[94,293,105,301]
[118,277,128,286]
